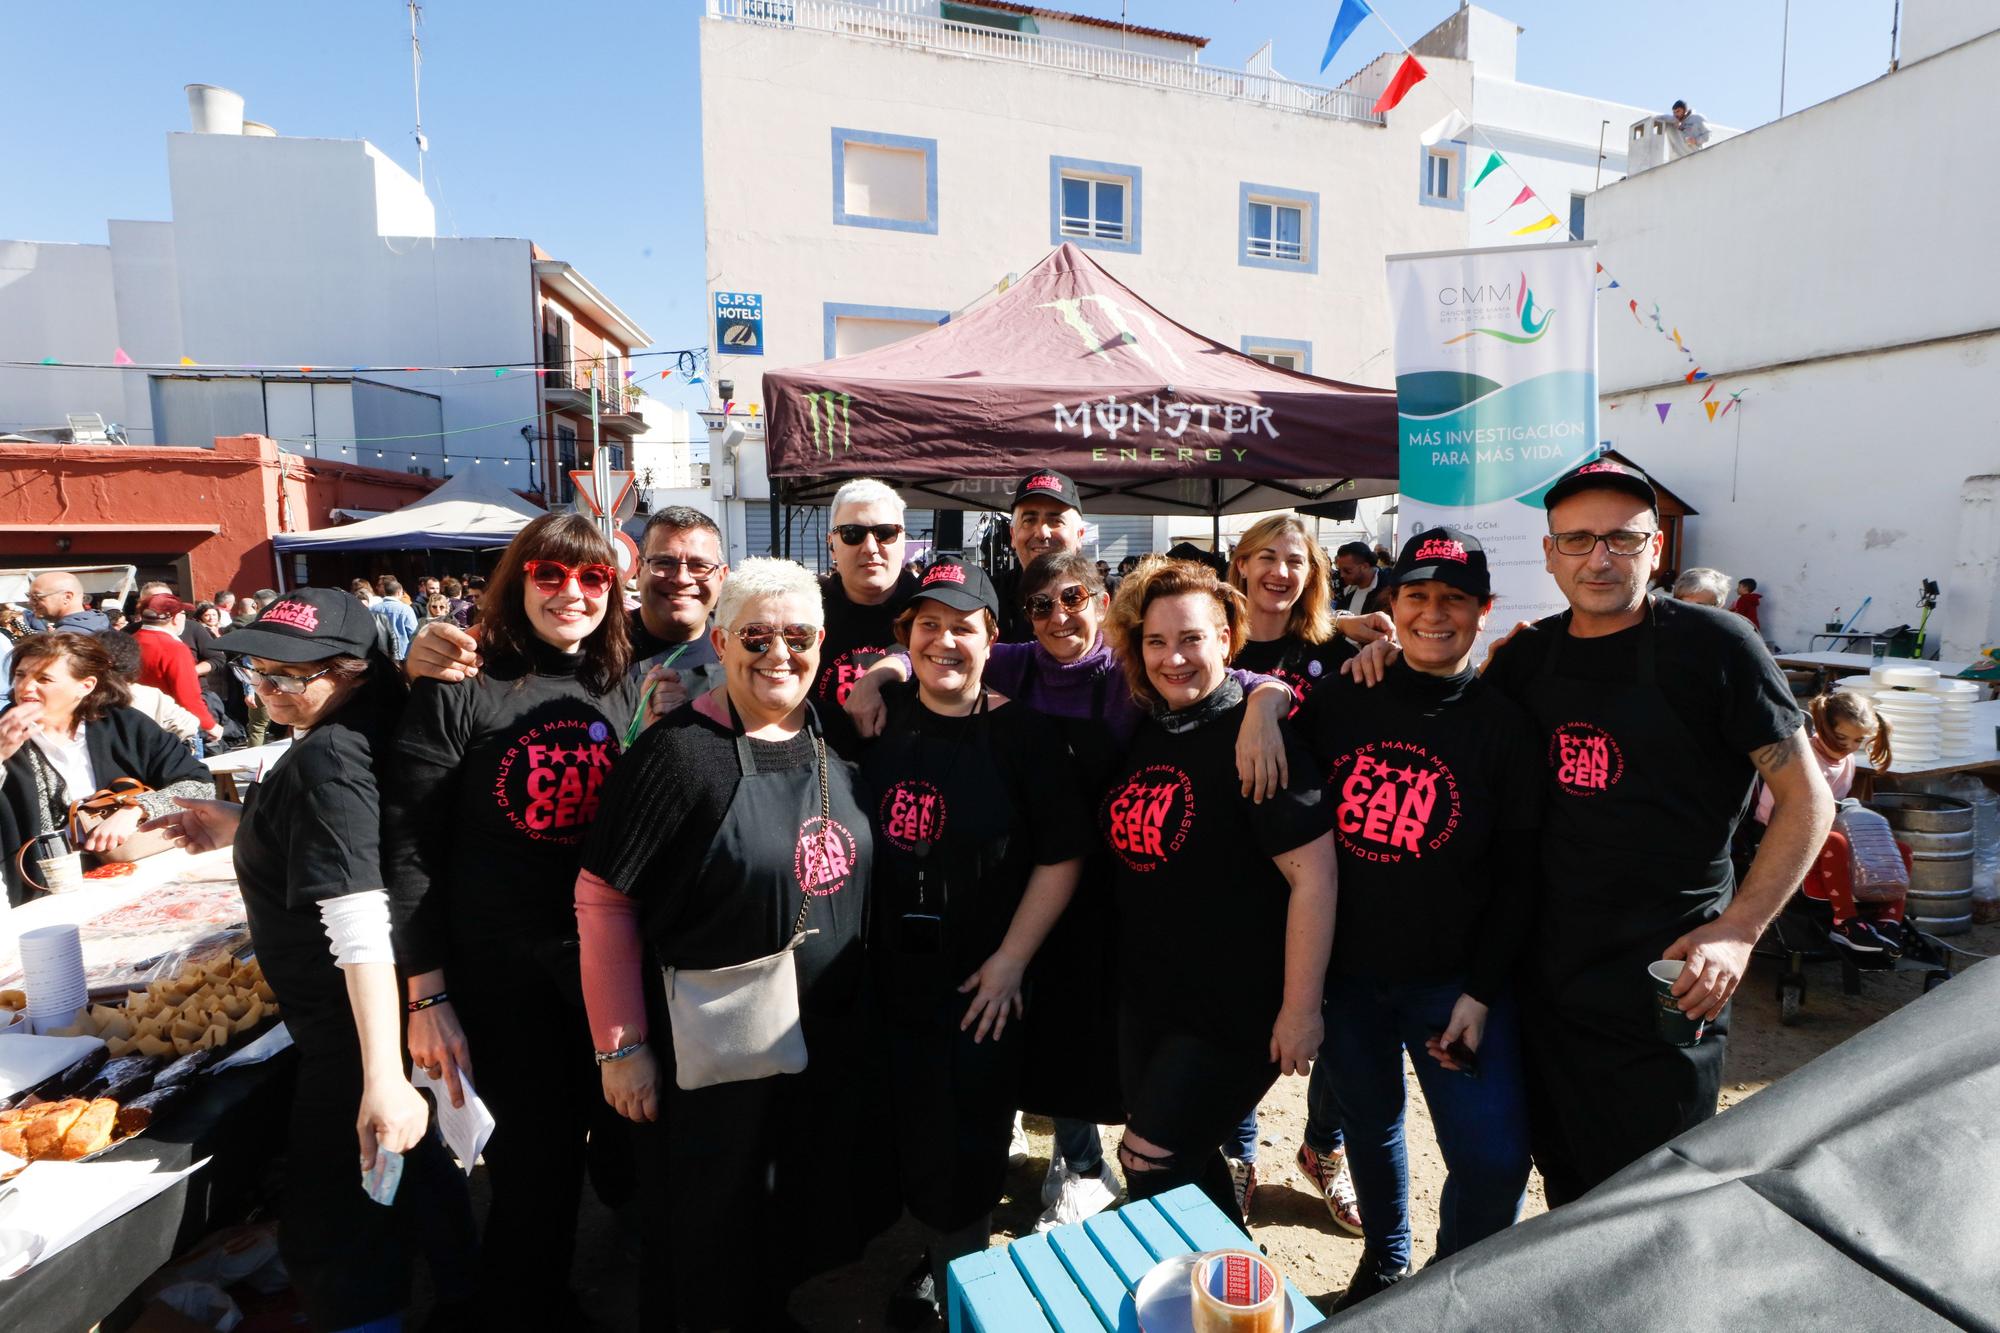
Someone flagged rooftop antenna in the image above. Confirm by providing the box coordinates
[408,1,428,187]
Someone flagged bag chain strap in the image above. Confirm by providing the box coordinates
[789,735,828,939]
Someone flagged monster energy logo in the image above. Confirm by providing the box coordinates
[805,391,853,457]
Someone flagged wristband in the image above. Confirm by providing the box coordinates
[406,991,449,1013]
[595,1040,646,1065]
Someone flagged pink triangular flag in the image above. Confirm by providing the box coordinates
[1655,403,1671,422]
[1699,383,1717,403]
[1487,186,1536,225]
[113,347,135,366]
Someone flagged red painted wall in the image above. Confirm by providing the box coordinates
[0,434,440,597]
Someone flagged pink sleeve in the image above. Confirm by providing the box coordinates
[575,869,648,1051]
[1827,753,1856,802]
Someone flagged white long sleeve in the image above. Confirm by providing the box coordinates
[319,889,396,968]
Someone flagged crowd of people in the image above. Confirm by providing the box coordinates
[0,453,1842,1331]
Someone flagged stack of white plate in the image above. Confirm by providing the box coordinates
[1872,688,1942,765]
[1873,663,1940,691]
[1933,679,1980,756]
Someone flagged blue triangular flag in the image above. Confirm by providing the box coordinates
[1608,280,1620,289]
[1320,0,1373,73]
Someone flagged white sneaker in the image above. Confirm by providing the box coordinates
[1034,1160,1121,1232]
[1040,1147,1067,1209]
[1009,1111,1030,1167]
[1225,1155,1257,1220]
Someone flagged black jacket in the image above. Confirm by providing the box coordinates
[2,704,214,905]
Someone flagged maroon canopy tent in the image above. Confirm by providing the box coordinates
[762,243,1397,518]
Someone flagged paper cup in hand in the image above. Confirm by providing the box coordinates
[1647,960,1707,1047]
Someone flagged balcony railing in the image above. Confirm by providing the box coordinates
[708,0,1385,126]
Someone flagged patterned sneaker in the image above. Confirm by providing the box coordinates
[1226,1155,1257,1221]
[1296,1143,1364,1237]
[1829,918,1887,955]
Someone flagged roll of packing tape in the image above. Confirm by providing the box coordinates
[1189,1249,1284,1333]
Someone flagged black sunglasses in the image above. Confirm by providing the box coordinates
[1025,584,1093,621]
[833,523,904,547]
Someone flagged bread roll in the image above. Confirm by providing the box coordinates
[58,1098,117,1159]
[21,1099,88,1160]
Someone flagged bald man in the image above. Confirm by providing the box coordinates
[25,571,111,634]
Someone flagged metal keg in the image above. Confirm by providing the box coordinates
[1866,792,1976,935]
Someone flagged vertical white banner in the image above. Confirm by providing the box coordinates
[1386,242,1600,635]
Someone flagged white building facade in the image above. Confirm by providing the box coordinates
[695,0,1717,563]
[0,104,648,502]
[1589,4,1998,656]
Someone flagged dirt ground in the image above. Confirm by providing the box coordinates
[545,920,1994,1329]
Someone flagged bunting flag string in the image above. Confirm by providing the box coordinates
[1319,0,1374,73]
[1373,55,1427,114]
[1471,152,1505,188]
[1508,213,1562,236]
[1487,185,1536,225]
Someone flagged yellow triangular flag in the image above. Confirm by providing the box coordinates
[180,356,196,366]
[1704,401,1718,421]
[1509,213,1561,235]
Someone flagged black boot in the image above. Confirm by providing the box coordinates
[1336,1251,1411,1311]
[886,1253,941,1330]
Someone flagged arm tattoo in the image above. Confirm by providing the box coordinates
[1750,729,1807,779]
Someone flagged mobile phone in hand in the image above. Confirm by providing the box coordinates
[1434,1034,1480,1078]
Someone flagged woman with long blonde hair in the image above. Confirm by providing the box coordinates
[1228,516,1390,722]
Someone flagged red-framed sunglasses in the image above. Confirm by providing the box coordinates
[524,559,617,599]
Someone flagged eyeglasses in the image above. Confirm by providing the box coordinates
[1549,529,1657,558]
[244,664,338,695]
[1025,584,1093,622]
[733,623,821,655]
[833,523,904,547]
[524,559,617,598]
[644,555,721,582]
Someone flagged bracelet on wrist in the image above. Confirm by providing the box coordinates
[406,991,449,1013]
[595,1040,646,1065]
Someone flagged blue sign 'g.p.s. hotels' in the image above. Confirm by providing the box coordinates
[714,291,764,356]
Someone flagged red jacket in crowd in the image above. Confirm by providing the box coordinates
[136,624,216,731]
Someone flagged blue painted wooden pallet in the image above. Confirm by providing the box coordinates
[947,1184,1324,1332]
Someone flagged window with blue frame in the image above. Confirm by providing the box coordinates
[1419,141,1465,211]
[1569,192,1587,239]
[1239,183,1318,272]
[832,128,939,234]
[1049,157,1142,253]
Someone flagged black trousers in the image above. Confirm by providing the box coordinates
[1118,1007,1277,1229]
[453,945,611,1324]
[879,984,1023,1233]
[281,1022,476,1331]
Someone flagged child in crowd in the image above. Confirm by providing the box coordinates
[1730,577,1763,629]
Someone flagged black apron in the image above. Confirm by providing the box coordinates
[1521,606,1732,1204]
[1011,670,1126,1127]
[867,692,1026,1231]
[646,708,887,1329]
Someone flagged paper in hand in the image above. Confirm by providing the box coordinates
[362,1148,404,1207]
[410,1065,497,1177]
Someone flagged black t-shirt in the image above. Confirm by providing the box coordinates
[1234,634,1356,722]
[578,706,867,1016]
[1482,598,1801,823]
[183,620,227,680]
[383,645,641,972]
[1309,662,1542,996]
[234,683,397,1035]
[1101,696,1330,1051]
[815,569,919,710]
[862,686,1090,981]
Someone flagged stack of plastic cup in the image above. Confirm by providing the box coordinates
[20,924,88,1035]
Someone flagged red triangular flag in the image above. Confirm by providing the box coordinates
[1699,383,1717,402]
[1373,55,1427,115]
[112,347,135,366]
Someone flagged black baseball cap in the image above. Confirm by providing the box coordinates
[221,587,380,663]
[1542,457,1659,516]
[1012,469,1080,512]
[1392,526,1491,598]
[912,559,1001,619]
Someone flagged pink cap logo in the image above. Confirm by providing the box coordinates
[1575,461,1624,477]
[1413,537,1469,564]
[1025,474,1065,494]
[261,600,320,632]
[923,563,967,586]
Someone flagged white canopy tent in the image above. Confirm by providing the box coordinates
[273,467,545,555]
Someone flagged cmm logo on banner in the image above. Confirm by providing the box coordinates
[1386,242,1600,639]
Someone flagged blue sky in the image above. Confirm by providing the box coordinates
[3,1,1894,416]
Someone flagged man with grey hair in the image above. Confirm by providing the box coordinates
[817,477,919,721]
[1672,567,1732,608]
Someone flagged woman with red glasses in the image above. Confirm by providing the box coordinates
[382,512,639,1325]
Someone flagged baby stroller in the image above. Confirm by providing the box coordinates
[1761,827,1953,1025]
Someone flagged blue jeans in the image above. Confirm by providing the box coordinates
[1224,1108,1259,1164]
[1320,975,1529,1269]
[1052,1117,1102,1172]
